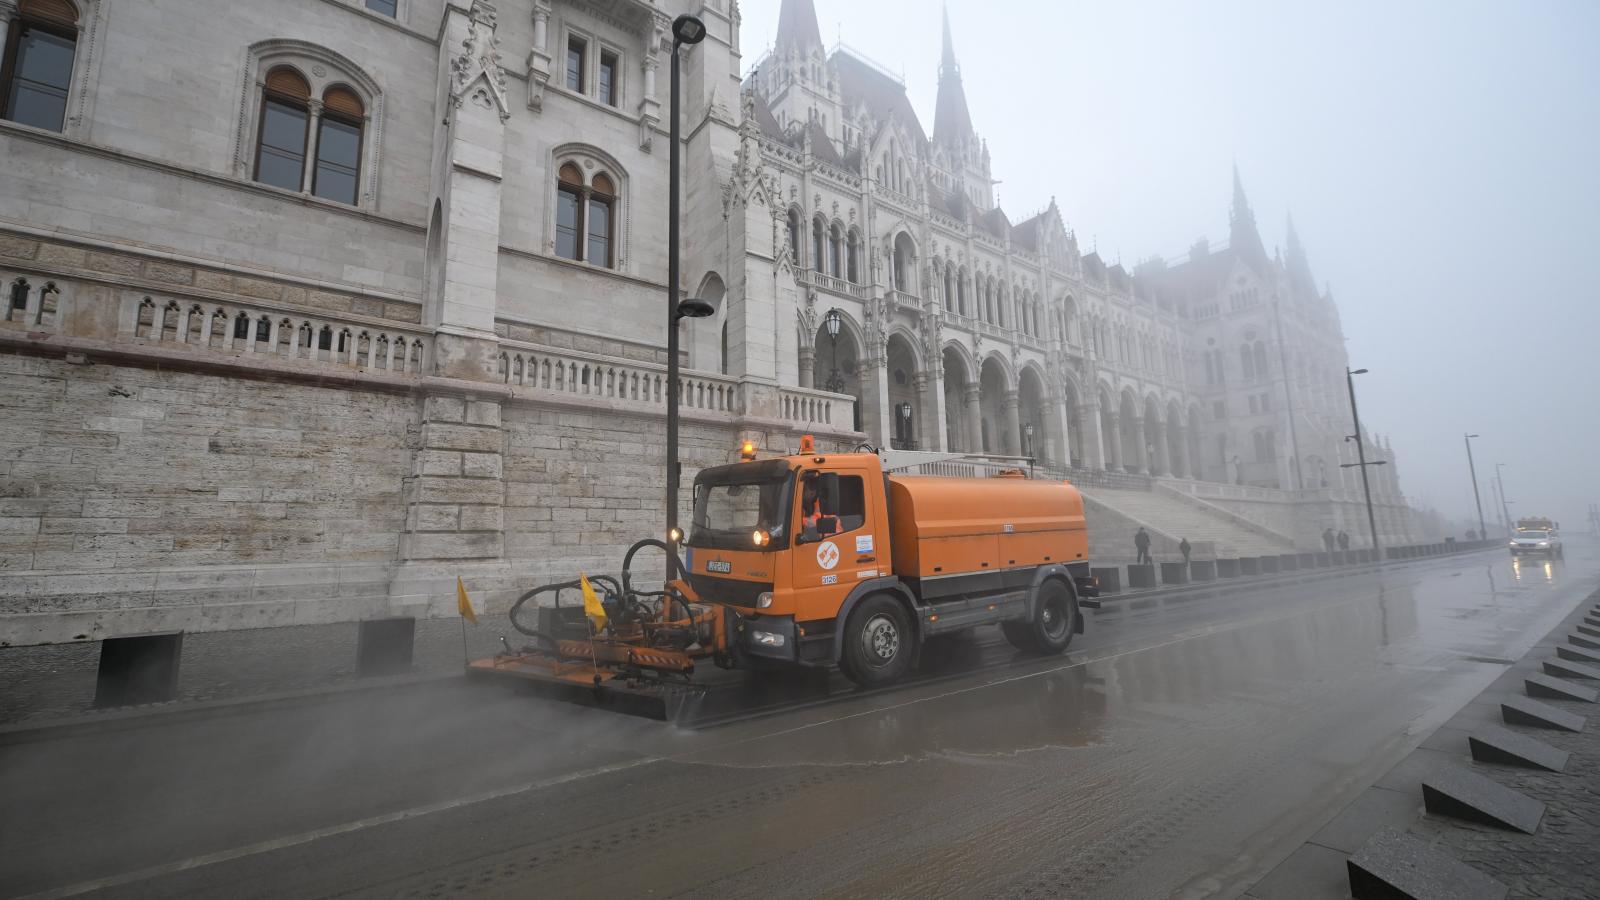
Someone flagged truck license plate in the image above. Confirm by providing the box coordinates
[706,560,732,574]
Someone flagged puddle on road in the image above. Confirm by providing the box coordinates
[676,548,1597,767]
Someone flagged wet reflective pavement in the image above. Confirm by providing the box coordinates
[3,541,1596,899]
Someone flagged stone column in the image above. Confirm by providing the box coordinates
[924,370,949,452]
[1132,415,1149,474]
[1045,395,1070,466]
[1106,412,1122,471]
[798,345,815,389]
[1150,419,1169,476]
[964,382,983,454]
[1171,422,1189,478]
[1079,399,1104,470]
[1001,390,1022,457]
[300,101,323,194]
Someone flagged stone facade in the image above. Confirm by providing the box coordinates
[0,0,1414,648]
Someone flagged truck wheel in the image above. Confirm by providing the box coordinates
[1004,580,1075,655]
[840,594,915,687]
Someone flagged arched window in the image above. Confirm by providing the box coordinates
[255,66,312,192]
[828,223,842,277]
[1253,340,1268,379]
[552,162,617,268]
[555,162,583,261]
[311,85,364,205]
[1,0,79,133]
[587,172,614,266]
[1240,343,1255,380]
[944,266,955,313]
[786,208,802,266]
[812,217,825,273]
[846,230,860,283]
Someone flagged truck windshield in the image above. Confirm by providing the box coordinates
[689,461,794,551]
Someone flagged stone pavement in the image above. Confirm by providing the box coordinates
[1245,587,1600,899]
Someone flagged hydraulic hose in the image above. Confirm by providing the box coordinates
[620,538,699,633]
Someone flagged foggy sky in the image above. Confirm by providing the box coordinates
[739,0,1600,533]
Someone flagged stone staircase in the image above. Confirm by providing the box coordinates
[1081,486,1297,562]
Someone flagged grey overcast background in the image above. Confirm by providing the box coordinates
[738,0,1600,533]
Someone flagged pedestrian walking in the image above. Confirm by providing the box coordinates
[1134,527,1152,565]
[1322,528,1336,552]
[1179,537,1192,565]
[1337,530,1350,551]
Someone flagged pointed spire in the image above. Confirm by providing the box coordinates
[1285,212,1316,296]
[1229,164,1268,271]
[775,0,823,54]
[942,4,957,71]
[933,3,974,149]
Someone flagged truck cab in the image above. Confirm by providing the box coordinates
[683,440,1091,686]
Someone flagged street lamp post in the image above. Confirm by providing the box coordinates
[1340,367,1385,555]
[663,14,709,568]
[1463,433,1486,542]
[1024,422,1035,460]
[1491,461,1504,531]
[896,401,914,449]
[823,308,845,393]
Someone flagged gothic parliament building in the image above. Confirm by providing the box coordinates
[746,1,1409,503]
[0,0,1416,641]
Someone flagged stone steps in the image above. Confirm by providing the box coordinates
[1080,486,1297,559]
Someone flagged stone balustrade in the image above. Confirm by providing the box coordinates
[779,385,848,429]
[497,340,740,418]
[123,292,430,374]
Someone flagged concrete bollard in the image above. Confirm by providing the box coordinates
[1127,563,1157,589]
[95,631,185,708]
[1190,560,1217,581]
[1090,566,1122,594]
[1298,552,1317,568]
[356,617,416,677]
[1260,555,1281,574]
[1280,553,1301,571]
[1240,557,1261,576]
[1216,558,1240,578]
[1160,562,1189,585]
[1316,552,1332,567]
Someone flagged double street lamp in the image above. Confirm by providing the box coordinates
[1340,367,1385,555]
[664,14,712,563]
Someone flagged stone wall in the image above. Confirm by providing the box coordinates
[0,352,417,645]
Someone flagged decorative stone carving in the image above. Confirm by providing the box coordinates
[452,0,510,121]
[526,1,552,111]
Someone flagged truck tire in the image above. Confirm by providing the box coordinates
[840,594,915,687]
[1003,579,1075,655]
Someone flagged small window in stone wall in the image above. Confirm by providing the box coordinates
[7,278,28,317]
[364,0,397,16]
[0,0,80,133]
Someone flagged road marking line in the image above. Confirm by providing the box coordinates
[17,756,660,900]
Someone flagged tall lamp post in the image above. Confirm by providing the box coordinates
[1463,433,1486,542]
[1340,367,1386,556]
[664,14,712,565]
[1494,462,1513,535]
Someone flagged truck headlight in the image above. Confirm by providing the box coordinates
[750,630,785,647]
[756,591,773,609]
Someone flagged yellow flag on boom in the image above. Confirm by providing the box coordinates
[580,573,607,633]
[456,576,477,624]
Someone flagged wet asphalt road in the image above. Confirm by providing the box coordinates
[3,542,1597,900]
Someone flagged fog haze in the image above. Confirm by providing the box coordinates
[740,0,1600,532]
